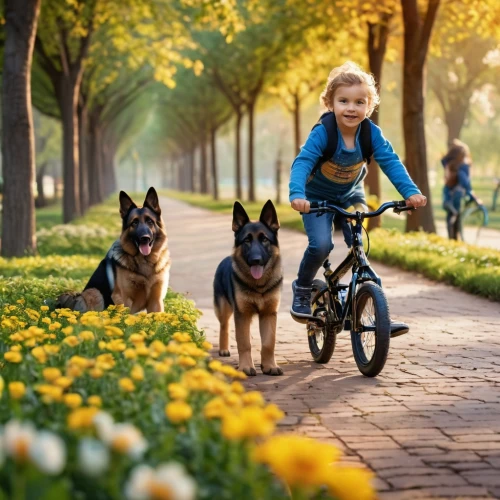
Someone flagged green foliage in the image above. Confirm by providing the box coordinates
[369,229,500,301]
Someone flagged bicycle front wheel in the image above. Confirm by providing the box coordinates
[351,282,390,377]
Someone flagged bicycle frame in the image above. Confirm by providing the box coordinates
[313,219,381,331]
[308,200,411,331]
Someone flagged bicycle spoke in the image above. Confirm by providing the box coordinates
[359,297,376,360]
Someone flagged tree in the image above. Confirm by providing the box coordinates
[1,0,41,257]
[401,0,440,233]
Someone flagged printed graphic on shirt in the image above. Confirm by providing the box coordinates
[320,160,365,184]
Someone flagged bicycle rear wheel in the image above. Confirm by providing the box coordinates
[460,204,488,243]
[351,282,390,377]
[308,279,339,364]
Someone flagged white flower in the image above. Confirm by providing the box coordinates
[109,423,148,460]
[125,462,196,500]
[4,420,36,462]
[78,438,110,477]
[125,464,155,500]
[93,411,115,444]
[29,431,66,475]
[155,463,197,500]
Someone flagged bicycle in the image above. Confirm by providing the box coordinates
[305,200,413,377]
[459,197,488,244]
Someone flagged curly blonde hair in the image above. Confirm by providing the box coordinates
[319,62,380,117]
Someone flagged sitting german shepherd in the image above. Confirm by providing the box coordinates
[56,187,171,313]
[213,200,283,376]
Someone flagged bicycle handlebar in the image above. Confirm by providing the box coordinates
[308,200,414,219]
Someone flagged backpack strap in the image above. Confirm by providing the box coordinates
[359,118,373,165]
[308,113,373,182]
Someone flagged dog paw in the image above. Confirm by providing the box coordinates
[262,366,284,376]
[219,350,231,357]
[241,366,257,376]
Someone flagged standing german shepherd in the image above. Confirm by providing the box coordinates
[213,200,283,376]
[56,187,171,313]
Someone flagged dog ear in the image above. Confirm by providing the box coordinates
[259,200,280,232]
[119,191,137,219]
[144,187,161,215]
[232,201,250,233]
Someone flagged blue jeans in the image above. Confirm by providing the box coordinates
[443,186,464,240]
[297,212,352,287]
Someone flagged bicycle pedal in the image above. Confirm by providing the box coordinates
[390,322,409,338]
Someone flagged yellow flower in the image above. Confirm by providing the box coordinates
[87,395,102,407]
[4,351,22,363]
[64,393,83,408]
[96,353,116,370]
[168,383,189,400]
[0,375,4,396]
[130,364,144,381]
[119,377,135,392]
[35,384,63,403]
[49,322,62,331]
[241,391,265,407]
[66,364,83,378]
[43,367,62,382]
[204,397,228,419]
[9,333,24,342]
[53,376,73,389]
[10,345,22,352]
[154,362,170,375]
[63,336,80,347]
[107,339,126,352]
[178,356,196,367]
[8,381,26,400]
[69,355,93,369]
[253,435,341,488]
[123,348,137,360]
[202,340,213,351]
[79,330,95,341]
[136,344,150,357]
[326,467,375,500]
[105,325,124,337]
[61,326,74,336]
[124,316,139,326]
[40,305,49,311]
[172,332,191,343]
[44,345,60,355]
[17,298,25,304]
[230,382,245,394]
[129,333,145,344]
[67,406,100,430]
[42,317,51,325]
[165,401,192,424]
[89,368,104,379]
[263,403,284,422]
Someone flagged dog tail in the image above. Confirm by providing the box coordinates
[55,288,105,312]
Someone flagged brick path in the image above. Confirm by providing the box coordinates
[164,196,500,500]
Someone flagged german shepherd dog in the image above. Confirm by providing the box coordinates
[56,187,171,313]
[213,200,283,376]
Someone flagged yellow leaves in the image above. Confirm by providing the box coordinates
[193,60,204,76]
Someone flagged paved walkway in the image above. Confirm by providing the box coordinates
[163,196,500,500]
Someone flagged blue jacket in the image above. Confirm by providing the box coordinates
[289,120,421,204]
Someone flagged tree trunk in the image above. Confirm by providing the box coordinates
[366,19,391,230]
[56,79,82,222]
[35,162,48,208]
[210,127,219,201]
[275,146,282,205]
[444,96,468,147]
[200,133,208,194]
[88,110,104,206]
[189,148,195,192]
[401,0,439,233]
[293,93,301,156]
[1,0,40,257]
[247,99,256,202]
[235,111,243,200]
[78,102,89,214]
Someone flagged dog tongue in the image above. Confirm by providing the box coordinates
[139,243,151,256]
[250,265,264,280]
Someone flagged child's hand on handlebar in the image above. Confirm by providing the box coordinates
[405,194,427,208]
[291,199,311,213]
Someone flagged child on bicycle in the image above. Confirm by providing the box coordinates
[441,139,481,240]
[289,61,427,320]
